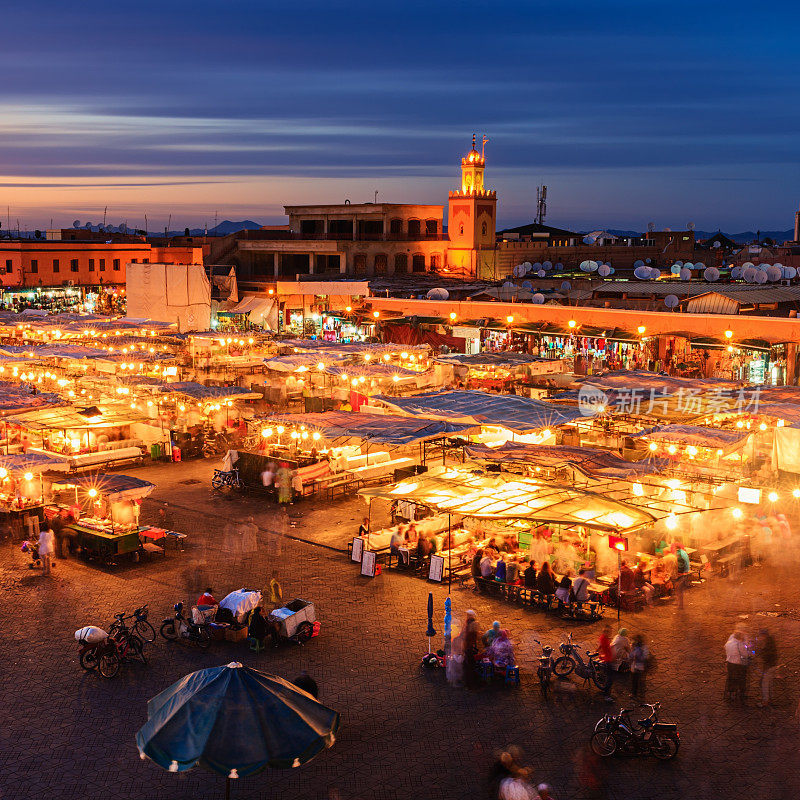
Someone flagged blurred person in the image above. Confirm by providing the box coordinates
[499,767,536,800]
[494,554,507,583]
[38,524,55,576]
[471,547,484,581]
[536,561,557,597]
[755,627,778,707]
[480,551,495,579]
[724,626,750,705]
[555,574,572,605]
[536,784,555,800]
[505,555,520,585]
[633,561,655,605]
[486,629,516,670]
[482,620,502,648]
[357,517,370,538]
[610,628,632,671]
[463,610,481,690]
[570,568,590,603]
[618,560,635,593]
[524,560,538,588]
[630,634,650,698]
[197,587,217,606]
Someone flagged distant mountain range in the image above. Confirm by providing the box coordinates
[176,219,263,236]
[605,228,794,244]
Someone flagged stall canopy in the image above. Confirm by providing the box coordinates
[434,352,556,368]
[359,464,656,531]
[158,381,261,401]
[0,452,69,474]
[631,425,750,450]
[374,390,589,433]
[58,473,155,501]
[464,442,668,479]
[323,363,420,379]
[0,382,62,415]
[5,403,149,430]
[223,296,275,329]
[262,412,475,446]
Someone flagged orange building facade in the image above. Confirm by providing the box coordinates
[0,241,203,289]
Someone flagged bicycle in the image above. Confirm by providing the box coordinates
[211,468,242,492]
[552,632,611,692]
[532,637,555,698]
[107,613,148,666]
[131,604,156,644]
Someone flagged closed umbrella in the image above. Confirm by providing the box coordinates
[136,662,339,798]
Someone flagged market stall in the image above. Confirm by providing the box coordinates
[0,452,69,536]
[48,473,159,565]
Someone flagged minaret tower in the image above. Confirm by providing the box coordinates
[447,134,497,278]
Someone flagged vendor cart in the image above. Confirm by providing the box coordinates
[268,598,317,643]
[70,523,142,565]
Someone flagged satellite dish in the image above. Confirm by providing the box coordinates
[670,264,681,275]
[703,267,720,282]
[664,294,680,308]
[680,267,692,281]
[536,270,545,277]
[766,265,783,282]
[425,288,449,300]
[754,270,768,284]
[649,267,662,280]
[647,222,655,232]
[560,281,572,292]
[583,235,597,245]
[694,262,705,271]
[633,260,645,268]
[742,261,755,270]
[521,280,533,291]
[757,262,770,272]
[542,260,553,270]
[674,261,684,268]
[502,281,516,290]
[645,258,652,264]
[555,262,564,272]
[687,222,695,230]
[512,264,525,278]
[783,266,797,279]
[532,262,543,270]
[532,293,545,304]
[634,266,652,280]
[742,267,757,283]
[72,220,81,228]
[731,265,744,279]
[683,262,693,270]
[598,264,611,277]
[712,241,721,248]
[609,267,615,274]
[522,261,533,270]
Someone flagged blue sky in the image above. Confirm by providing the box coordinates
[1,0,798,232]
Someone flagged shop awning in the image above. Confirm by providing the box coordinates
[262,411,476,446]
[434,352,554,368]
[359,464,656,531]
[158,382,261,401]
[0,452,69,475]
[464,442,668,479]
[56,473,155,501]
[632,425,750,449]
[5,404,149,430]
[0,382,62,416]
[373,390,589,433]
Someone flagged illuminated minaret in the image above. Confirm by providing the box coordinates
[447,134,497,277]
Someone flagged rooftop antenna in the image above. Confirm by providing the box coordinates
[103,206,107,228]
[647,221,656,233]
[536,185,547,225]
[144,214,148,235]
[374,190,378,204]
[481,135,489,159]
[214,210,219,235]
[166,214,171,238]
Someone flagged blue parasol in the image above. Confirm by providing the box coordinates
[426,592,436,638]
[136,662,339,795]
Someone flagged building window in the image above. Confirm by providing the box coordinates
[389,218,403,237]
[425,219,438,236]
[131,258,137,263]
[354,254,367,274]
[113,259,120,271]
[394,253,408,272]
[412,254,426,273]
[459,224,464,236]
[374,253,387,273]
[70,259,79,272]
[99,259,105,272]
[88,259,95,272]
[143,258,149,263]
[407,219,421,238]
[482,222,487,235]
[430,254,440,271]
[53,259,60,273]
[30,259,38,274]
[3,259,11,274]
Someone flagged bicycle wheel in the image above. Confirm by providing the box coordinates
[129,635,147,664]
[98,650,120,678]
[552,656,575,677]
[590,732,617,757]
[650,733,679,760]
[211,474,224,489]
[591,663,611,691]
[80,648,99,671]
[135,619,156,644]
[160,620,178,641]
[537,669,550,699]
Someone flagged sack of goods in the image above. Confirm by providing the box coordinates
[75,626,108,644]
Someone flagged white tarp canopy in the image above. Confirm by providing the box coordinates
[225,296,276,329]
[772,427,800,474]
[126,263,211,333]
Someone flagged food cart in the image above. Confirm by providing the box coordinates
[49,473,155,565]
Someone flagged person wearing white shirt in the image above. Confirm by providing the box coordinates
[725,629,750,704]
[38,526,56,575]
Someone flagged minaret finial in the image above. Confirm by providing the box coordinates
[472,133,476,150]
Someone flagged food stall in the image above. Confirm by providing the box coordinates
[49,473,156,565]
[0,452,69,537]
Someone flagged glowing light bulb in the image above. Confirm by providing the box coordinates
[768,491,778,502]
[648,442,658,451]
[732,507,742,519]
[23,472,33,481]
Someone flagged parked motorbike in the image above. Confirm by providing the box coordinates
[591,702,680,760]
[160,602,212,648]
[76,626,121,678]
[552,632,611,692]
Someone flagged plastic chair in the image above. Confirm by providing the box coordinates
[478,659,493,682]
[248,637,266,654]
[504,665,520,687]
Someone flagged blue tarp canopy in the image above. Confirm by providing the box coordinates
[631,425,750,448]
[0,344,109,359]
[573,370,742,393]
[57,473,155,501]
[374,390,589,433]
[263,411,475,445]
[135,663,339,777]
[158,382,259,401]
[0,382,61,414]
[0,452,69,474]
[435,352,553,368]
[464,442,668,479]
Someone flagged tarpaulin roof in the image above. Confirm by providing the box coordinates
[359,464,657,531]
[263,411,475,445]
[5,403,149,430]
[0,452,69,474]
[323,363,420,379]
[264,354,339,372]
[373,390,589,433]
[464,442,668,479]
[158,381,260,401]
[56,472,155,501]
[0,344,110,360]
[279,340,430,357]
[434,352,554,368]
[0,382,62,415]
[572,370,742,393]
[631,425,750,448]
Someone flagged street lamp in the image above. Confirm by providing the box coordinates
[637,326,646,335]
[724,330,733,340]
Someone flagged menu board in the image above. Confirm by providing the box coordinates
[360,549,377,577]
[428,555,444,582]
[351,536,364,562]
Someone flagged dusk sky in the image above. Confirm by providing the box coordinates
[2,0,798,233]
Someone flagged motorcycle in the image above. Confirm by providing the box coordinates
[591,702,680,760]
[160,602,212,648]
[552,632,611,692]
[533,638,554,698]
[75,625,121,679]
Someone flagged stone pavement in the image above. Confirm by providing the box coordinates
[1,459,800,800]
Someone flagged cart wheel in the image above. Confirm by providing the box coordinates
[296,622,313,643]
